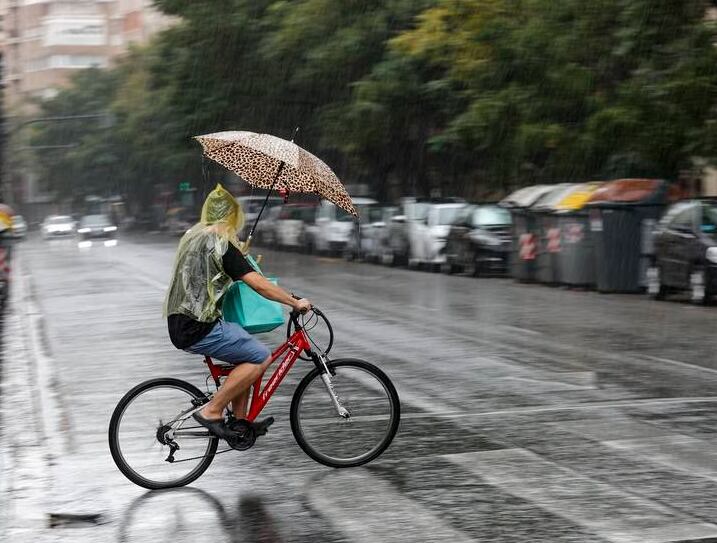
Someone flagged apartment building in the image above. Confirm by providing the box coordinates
[0,0,171,111]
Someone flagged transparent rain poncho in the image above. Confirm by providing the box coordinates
[163,184,246,322]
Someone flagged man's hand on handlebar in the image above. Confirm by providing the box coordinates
[292,297,312,314]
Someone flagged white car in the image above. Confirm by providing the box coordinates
[344,205,398,261]
[236,195,283,239]
[11,215,27,238]
[307,198,376,255]
[408,203,468,269]
[274,204,317,250]
[42,215,75,238]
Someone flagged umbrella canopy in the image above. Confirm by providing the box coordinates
[195,131,357,216]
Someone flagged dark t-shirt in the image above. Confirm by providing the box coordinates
[168,243,254,349]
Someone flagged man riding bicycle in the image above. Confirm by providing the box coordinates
[164,184,311,440]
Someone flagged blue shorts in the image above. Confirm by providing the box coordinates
[185,320,270,365]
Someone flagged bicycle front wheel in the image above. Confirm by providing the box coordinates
[108,378,218,489]
[290,359,400,468]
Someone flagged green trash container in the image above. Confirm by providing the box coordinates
[587,179,672,293]
[501,185,554,282]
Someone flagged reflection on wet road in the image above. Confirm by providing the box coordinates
[5,233,717,543]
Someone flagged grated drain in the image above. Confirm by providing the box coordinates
[48,512,105,528]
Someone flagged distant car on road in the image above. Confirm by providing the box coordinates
[407,202,468,270]
[77,214,117,240]
[42,215,75,238]
[442,204,512,275]
[647,199,717,305]
[11,215,27,238]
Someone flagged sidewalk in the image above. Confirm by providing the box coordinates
[0,249,56,541]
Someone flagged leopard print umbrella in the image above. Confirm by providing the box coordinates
[194,131,357,216]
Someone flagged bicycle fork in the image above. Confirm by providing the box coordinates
[317,354,350,419]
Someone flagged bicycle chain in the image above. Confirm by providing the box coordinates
[166,447,233,464]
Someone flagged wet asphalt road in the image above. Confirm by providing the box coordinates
[9,233,717,542]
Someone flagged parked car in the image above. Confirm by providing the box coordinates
[306,198,376,255]
[42,215,75,238]
[442,204,513,275]
[407,202,468,270]
[254,206,283,246]
[11,215,27,238]
[77,214,118,240]
[344,205,399,261]
[274,204,317,250]
[647,199,717,304]
[237,195,283,238]
[385,198,465,266]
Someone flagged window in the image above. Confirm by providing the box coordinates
[44,18,107,46]
[669,207,695,232]
[702,202,717,236]
[472,206,511,227]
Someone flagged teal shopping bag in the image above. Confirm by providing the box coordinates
[222,255,285,334]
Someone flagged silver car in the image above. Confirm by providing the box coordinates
[42,215,75,238]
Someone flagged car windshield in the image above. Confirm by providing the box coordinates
[80,215,111,227]
[472,206,511,227]
[49,216,72,224]
[437,207,463,225]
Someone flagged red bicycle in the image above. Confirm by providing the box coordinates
[108,306,400,489]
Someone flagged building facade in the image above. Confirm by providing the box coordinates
[0,0,171,111]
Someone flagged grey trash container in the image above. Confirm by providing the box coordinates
[587,179,673,293]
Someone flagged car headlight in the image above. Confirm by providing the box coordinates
[707,247,717,264]
[78,228,90,233]
[103,226,117,232]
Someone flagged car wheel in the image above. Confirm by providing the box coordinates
[646,264,667,300]
[690,266,711,305]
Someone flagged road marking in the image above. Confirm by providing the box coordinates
[497,324,544,336]
[604,435,717,483]
[445,449,717,543]
[297,396,717,425]
[307,470,474,543]
[637,354,717,377]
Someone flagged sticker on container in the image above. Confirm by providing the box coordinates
[589,211,603,232]
[565,222,584,244]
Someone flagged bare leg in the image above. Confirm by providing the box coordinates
[200,356,272,420]
[232,388,251,419]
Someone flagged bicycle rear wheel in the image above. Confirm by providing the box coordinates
[290,359,400,467]
[109,378,218,489]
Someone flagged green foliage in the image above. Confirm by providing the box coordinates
[27,0,717,207]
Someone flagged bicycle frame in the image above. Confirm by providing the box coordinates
[204,324,312,422]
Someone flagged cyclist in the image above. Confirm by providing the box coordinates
[164,184,311,440]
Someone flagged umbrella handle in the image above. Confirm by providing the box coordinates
[247,161,285,242]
